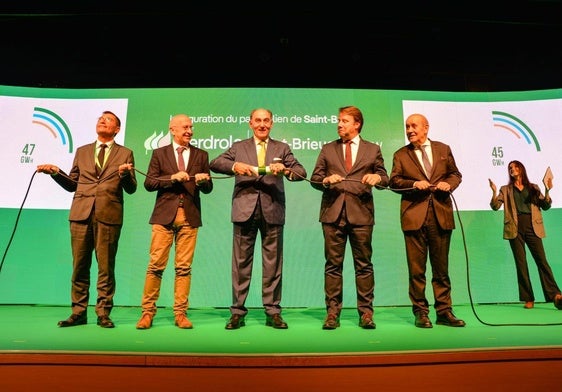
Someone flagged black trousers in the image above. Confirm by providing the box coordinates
[509,213,560,302]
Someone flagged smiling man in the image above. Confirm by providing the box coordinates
[389,113,465,329]
[210,108,307,330]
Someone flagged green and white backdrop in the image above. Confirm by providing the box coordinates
[1,85,561,309]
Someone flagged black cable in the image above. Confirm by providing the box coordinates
[451,192,562,326]
[3,170,562,326]
[0,167,233,274]
[0,170,37,274]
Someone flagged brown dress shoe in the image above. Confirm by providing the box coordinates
[175,314,193,329]
[58,313,87,327]
[554,294,562,310]
[414,312,433,328]
[322,313,340,330]
[97,315,115,328]
[359,312,376,329]
[136,313,153,329]
[524,301,534,309]
[265,314,288,329]
[436,311,465,327]
[225,314,245,330]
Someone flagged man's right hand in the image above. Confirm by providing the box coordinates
[37,164,59,175]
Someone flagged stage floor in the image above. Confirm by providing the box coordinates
[1,304,562,391]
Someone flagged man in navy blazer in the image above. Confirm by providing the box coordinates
[310,105,389,330]
[136,114,213,330]
[210,108,307,330]
[389,113,465,328]
[37,110,137,328]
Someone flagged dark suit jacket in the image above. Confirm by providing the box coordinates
[310,137,389,225]
[389,140,461,231]
[53,141,137,224]
[210,137,307,225]
[490,183,550,240]
[144,144,213,227]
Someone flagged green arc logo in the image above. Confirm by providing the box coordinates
[492,111,540,152]
[32,107,74,153]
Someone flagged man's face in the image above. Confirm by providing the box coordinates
[405,115,428,146]
[250,109,273,141]
[170,116,194,146]
[337,113,360,141]
[96,113,120,139]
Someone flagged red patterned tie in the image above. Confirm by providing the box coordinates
[345,140,352,172]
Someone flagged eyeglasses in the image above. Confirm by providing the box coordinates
[174,125,195,131]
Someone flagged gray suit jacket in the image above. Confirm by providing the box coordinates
[52,141,137,225]
[389,140,461,231]
[210,137,306,225]
[310,137,389,225]
[490,183,551,239]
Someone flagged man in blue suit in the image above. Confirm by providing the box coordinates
[210,108,307,329]
[310,105,389,330]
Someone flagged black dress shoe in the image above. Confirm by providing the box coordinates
[265,314,288,329]
[322,313,340,330]
[225,314,245,330]
[58,313,87,327]
[359,312,376,329]
[97,315,115,328]
[414,312,433,328]
[436,311,466,327]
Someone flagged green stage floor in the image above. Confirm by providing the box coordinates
[1,303,561,356]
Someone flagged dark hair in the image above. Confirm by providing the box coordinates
[103,110,121,127]
[250,108,273,120]
[339,106,363,133]
[508,160,540,204]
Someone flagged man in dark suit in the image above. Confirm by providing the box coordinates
[210,108,307,330]
[136,114,213,330]
[310,105,389,330]
[389,113,465,328]
[36,110,137,328]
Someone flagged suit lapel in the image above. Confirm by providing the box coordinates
[186,146,196,172]
[337,140,346,170]
[406,145,425,176]
[164,144,178,172]
[244,138,258,166]
[89,143,98,175]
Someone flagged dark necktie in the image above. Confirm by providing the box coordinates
[345,140,353,172]
[96,144,107,176]
[177,146,186,171]
[420,145,432,177]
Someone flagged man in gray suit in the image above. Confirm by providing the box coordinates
[310,105,389,330]
[37,110,137,328]
[210,108,307,330]
[389,113,465,328]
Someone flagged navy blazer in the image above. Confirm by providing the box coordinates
[144,144,213,227]
[210,137,307,225]
[310,137,389,225]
